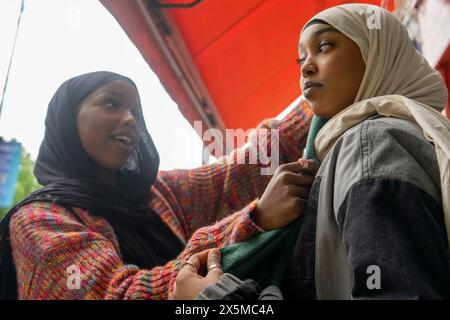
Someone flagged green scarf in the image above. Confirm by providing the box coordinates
[220,116,327,288]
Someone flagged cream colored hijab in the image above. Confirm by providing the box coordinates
[304,4,450,246]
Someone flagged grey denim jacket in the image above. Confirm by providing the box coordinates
[284,115,450,300]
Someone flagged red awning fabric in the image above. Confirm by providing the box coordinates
[100,0,393,134]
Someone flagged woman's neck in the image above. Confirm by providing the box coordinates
[93,166,117,187]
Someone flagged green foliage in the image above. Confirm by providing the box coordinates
[0,148,41,219]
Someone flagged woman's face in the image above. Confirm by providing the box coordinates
[298,23,365,119]
[76,80,142,177]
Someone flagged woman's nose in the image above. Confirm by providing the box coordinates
[121,110,138,128]
[301,60,318,78]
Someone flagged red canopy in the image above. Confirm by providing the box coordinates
[99,0,393,135]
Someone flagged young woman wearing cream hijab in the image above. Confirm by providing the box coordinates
[171,3,450,300]
[282,3,450,299]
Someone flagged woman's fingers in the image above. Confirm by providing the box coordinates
[174,249,223,300]
[206,248,221,269]
[304,159,320,175]
[277,161,306,174]
[205,248,223,282]
[177,249,222,286]
[285,184,311,198]
[277,158,319,176]
[282,172,314,187]
[298,158,320,176]
[181,249,210,274]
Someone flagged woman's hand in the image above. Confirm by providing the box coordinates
[254,158,319,230]
[174,248,223,300]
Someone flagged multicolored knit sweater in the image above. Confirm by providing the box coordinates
[9,102,312,300]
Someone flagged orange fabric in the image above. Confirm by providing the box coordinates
[101,0,386,131]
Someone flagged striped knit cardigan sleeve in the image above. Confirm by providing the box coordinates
[9,201,260,299]
[155,101,312,239]
[9,102,312,300]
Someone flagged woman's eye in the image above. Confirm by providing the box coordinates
[105,100,119,109]
[318,42,333,52]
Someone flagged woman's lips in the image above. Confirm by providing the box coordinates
[112,137,135,153]
[303,85,322,99]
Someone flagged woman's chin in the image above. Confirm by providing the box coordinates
[310,104,331,119]
[102,158,129,172]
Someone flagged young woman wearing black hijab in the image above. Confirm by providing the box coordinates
[0,71,314,299]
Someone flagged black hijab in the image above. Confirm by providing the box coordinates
[0,71,184,299]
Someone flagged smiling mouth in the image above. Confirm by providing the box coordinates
[113,135,132,145]
[111,135,134,148]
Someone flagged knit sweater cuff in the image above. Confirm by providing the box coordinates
[229,199,264,243]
